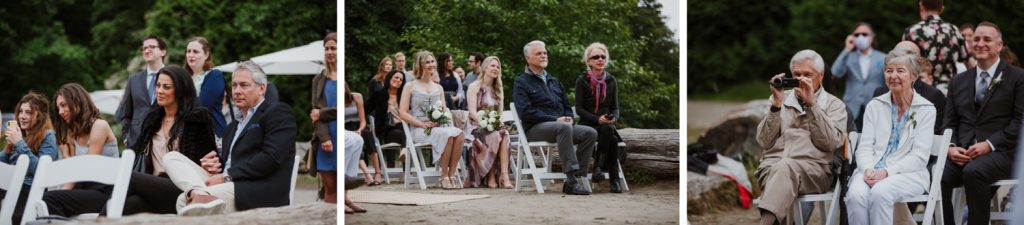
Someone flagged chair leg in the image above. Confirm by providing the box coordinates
[514,146,523,192]
[617,160,629,192]
[794,200,806,225]
[377,147,390,184]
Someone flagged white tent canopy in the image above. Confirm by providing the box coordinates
[90,89,124,115]
[214,40,325,75]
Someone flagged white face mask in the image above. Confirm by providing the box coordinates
[854,35,871,51]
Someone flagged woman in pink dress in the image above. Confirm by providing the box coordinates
[463,56,511,188]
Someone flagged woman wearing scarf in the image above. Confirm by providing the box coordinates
[574,42,625,193]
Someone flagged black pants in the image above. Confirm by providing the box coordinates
[0,184,31,224]
[123,172,182,215]
[376,126,406,146]
[591,124,622,179]
[942,150,1014,225]
[41,182,113,218]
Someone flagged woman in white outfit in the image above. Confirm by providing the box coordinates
[398,50,466,190]
[846,49,936,225]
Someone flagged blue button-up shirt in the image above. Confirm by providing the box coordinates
[226,99,265,171]
[875,105,910,169]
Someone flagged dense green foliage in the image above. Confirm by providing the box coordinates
[688,0,1024,97]
[0,0,336,141]
[346,0,679,129]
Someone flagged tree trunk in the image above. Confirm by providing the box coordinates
[532,128,679,179]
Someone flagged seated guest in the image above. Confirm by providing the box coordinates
[123,65,217,215]
[398,51,465,190]
[872,41,946,135]
[342,84,376,186]
[1,92,59,224]
[464,56,512,188]
[41,84,121,218]
[344,130,366,214]
[941,22,1024,225]
[847,50,936,225]
[574,43,626,193]
[755,50,847,225]
[369,70,407,148]
[513,40,597,195]
[164,60,296,216]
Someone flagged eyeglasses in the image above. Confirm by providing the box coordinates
[589,55,606,60]
[141,45,161,51]
[853,32,870,37]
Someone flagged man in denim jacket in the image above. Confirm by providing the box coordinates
[513,40,597,195]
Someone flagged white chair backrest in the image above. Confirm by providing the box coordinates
[928,129,953,193]
[0,155,28,223]
[290,154,300,205]
[22,150,135,223]
[401,121,415,147]
[508,103,532,146]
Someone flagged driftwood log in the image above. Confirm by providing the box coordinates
[536,128,679,179]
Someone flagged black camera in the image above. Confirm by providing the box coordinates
[771,74,800,88]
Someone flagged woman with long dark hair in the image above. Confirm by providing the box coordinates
[370,70,407,146]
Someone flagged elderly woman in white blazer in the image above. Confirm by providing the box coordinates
[845,50,936,225]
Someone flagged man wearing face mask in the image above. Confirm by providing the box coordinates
[832,22,886,132]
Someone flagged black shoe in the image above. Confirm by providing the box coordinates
[562,176,591,195]
[593,167,606,182]
[345,175,365,190]
[610,179,623,193]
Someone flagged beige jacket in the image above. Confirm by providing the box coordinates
[756,88,848,167]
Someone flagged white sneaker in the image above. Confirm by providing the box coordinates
[178,199,226,216]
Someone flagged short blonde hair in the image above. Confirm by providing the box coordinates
[583,42,610,69]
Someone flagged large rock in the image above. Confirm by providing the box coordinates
[72,202,336,225]
[532,129,679,179]
[698,100,771,158]
[686,155,753,215]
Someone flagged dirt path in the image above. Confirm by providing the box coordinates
[345,181,680,224]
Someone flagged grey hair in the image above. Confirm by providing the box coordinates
[885,50,922,80]
[235,60,268,85]
[583,42,610,69]
[523,40,545,56]
[789,49,825,74]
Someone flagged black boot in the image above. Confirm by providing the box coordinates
[593,167,606,182]
[610,179,623,193]
[562,176,591,195]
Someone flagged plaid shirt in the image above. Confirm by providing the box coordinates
[902,15,969,93]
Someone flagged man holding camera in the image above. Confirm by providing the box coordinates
[755,49,847,225]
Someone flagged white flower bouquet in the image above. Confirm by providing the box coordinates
[475,109,503,133]
[420,99,452,135]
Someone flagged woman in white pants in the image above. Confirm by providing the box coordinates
[846,49,936,225]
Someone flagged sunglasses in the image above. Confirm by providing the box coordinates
[589,55,606,60]
[853,32,870,37]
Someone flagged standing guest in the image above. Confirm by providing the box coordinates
[343,130,365,213]
[464,56,512,188]
[956,23,978,73]
[0,92,59,224]
[513,40,597,195]
[397,52,416,83]
[832,22,886,130]
[463,52,485,94]
[312,32,343,198]
[847,50,936,225]
[117,35,168,148]
[755,50,847,225]
[184,37,228,138]
[398,51,465,190]
[941,22,1024,225]
[437,52,466,111]
[166,60,296,216]
[40,83,121,218]
[574,43,625,193]
[901,0,969,94]
[123,65,218,215]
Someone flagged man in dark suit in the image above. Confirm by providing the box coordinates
[116,35,166,148]
[168,60,297,216]
[941,22,1024,225]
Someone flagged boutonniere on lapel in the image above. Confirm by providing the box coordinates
[908,112,918,129]
[988,73,1004,92]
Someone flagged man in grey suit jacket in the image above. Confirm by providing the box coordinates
[116,35,167,148]
[832,23,887,129]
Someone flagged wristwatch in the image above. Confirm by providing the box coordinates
[224,173,233,182]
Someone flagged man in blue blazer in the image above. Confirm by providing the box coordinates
[832,23,887,131]
[166,60,297,215]
[116,35,167,148]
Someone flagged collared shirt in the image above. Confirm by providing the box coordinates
[902,15,970,89]
[526,67,548,84]
[226,98,265,171]
[194,70,209,96]
[875,105,910,169]
[975,58,1002,151]
[146,65,164,103]
[858,53,871,80]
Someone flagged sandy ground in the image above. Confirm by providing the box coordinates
[344,180,680,224]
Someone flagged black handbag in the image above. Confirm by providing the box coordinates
[132,148,150,173]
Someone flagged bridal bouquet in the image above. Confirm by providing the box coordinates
[420,99,451,135]
[475,109,503,132]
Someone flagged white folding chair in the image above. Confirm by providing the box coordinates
[0,155,29,224]
[509,103,568,193]
[950,175,1019,223]
[21,150,135,224]
[400,121,464,190]
[897,128,953,225]
[290,154,300,205]
[369,116,404,184]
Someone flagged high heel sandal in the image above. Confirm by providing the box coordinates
[439,177,451,189]
[500,174,513,189]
